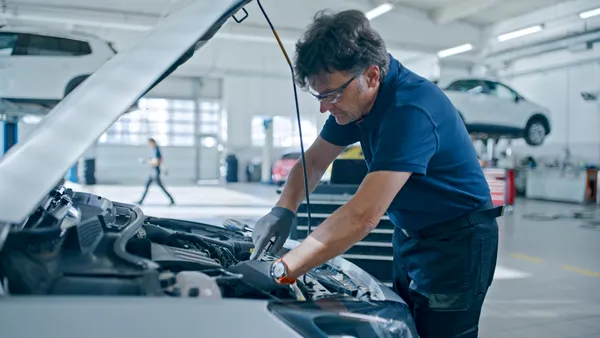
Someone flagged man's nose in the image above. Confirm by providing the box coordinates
[320,101,333,113]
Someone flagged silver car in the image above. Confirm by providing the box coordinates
[0,1,418,337]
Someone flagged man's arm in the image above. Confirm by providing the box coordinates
[279,105,439,279]
[282,170,411,278]
[276,136,346,212]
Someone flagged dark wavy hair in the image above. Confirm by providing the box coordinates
[293,9,390,90]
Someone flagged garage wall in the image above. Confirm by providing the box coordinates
[222,74,323,180]
[0,76,223,185]
[500,48,600,163]
[0,31,439,183]
[95,76,222,185]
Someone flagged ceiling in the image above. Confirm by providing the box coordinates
[0,0,584,59]
[2,0,575,26]
[395,0,574,26]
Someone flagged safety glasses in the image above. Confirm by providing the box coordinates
[309,75,357,104]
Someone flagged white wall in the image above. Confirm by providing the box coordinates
[499,48,600,163]
[223,73,323,179]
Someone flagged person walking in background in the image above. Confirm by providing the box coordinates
[137,138,175,206]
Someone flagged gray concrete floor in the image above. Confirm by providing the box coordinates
[68,182,600,337]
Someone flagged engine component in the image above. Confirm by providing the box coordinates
[150,242,222,271]
[223,219,252,232]
[175,271,222,299]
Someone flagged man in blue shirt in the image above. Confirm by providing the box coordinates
[230,9,501,337]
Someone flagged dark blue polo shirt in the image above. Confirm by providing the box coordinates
[320,55,491,231]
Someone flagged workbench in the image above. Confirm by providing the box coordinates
[525,168,598,204]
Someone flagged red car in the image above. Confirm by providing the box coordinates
[271,151,301,186]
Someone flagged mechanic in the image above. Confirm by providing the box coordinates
[136,138,175,206]
[228,9,501,338]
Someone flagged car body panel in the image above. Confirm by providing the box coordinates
[0,297,301,338]
[271,151,301,185]
[322,144,364,182]
[0,27,115,101]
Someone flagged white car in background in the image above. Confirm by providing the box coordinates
[0,25,116,107]
[443,78,552,146]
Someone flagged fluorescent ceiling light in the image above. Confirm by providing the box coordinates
[497,25,543,42]
[579,8,600,19]
[365,3,393,20]
[437,43,473,58]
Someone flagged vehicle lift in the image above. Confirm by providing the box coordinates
[1,99,50,155]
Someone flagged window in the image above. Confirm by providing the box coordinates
[251,116,318,147]
[281,152,301,160]
[486,81,516,100]
[99,98,198,147]
[446,80,484,94]
[13,33,91,56]
[0,33,17,56]
[197,100,221,138]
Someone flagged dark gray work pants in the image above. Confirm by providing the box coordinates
[392,218,499,338]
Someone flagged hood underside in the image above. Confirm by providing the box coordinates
[0,0,252,224]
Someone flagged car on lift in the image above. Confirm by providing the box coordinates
[0,1,418,337]
[443,78,552,146]
[0,25,116,107]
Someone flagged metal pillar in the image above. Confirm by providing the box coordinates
[486,138,495,162]
[261,118,274,183]
[2,119,18,155]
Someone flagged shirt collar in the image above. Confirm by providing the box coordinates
[356,54,400,130]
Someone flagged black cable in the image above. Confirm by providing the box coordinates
[256,1,313,239]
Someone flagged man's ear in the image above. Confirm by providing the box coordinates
[366,66,380,88]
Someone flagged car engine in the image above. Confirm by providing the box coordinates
[0,186,376,302]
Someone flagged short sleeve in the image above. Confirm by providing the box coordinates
[369,106,439,175]
[319,114,360,147]
[154,147,162,159]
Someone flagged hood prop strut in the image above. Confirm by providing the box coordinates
[256,1,314,284]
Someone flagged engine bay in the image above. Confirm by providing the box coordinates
[0,186,377,302]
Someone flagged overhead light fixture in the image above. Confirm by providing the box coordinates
[497,25,543,42]
[365,3,394,20]
[437,43,473,58]
[579,7,600,19]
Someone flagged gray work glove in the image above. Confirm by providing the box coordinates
[250,206,296,260]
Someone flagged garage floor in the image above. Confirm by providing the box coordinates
[70,183,600,338]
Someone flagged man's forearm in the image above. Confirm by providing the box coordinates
[282,203,376,279]
[276,158,325,212]
[280,171,412,279]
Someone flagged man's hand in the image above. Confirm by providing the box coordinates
[250,207,296,260]
[227,260,286,292]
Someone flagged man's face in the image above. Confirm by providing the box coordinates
[308,66,380,125]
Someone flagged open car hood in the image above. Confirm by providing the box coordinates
[0,0,252,225]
